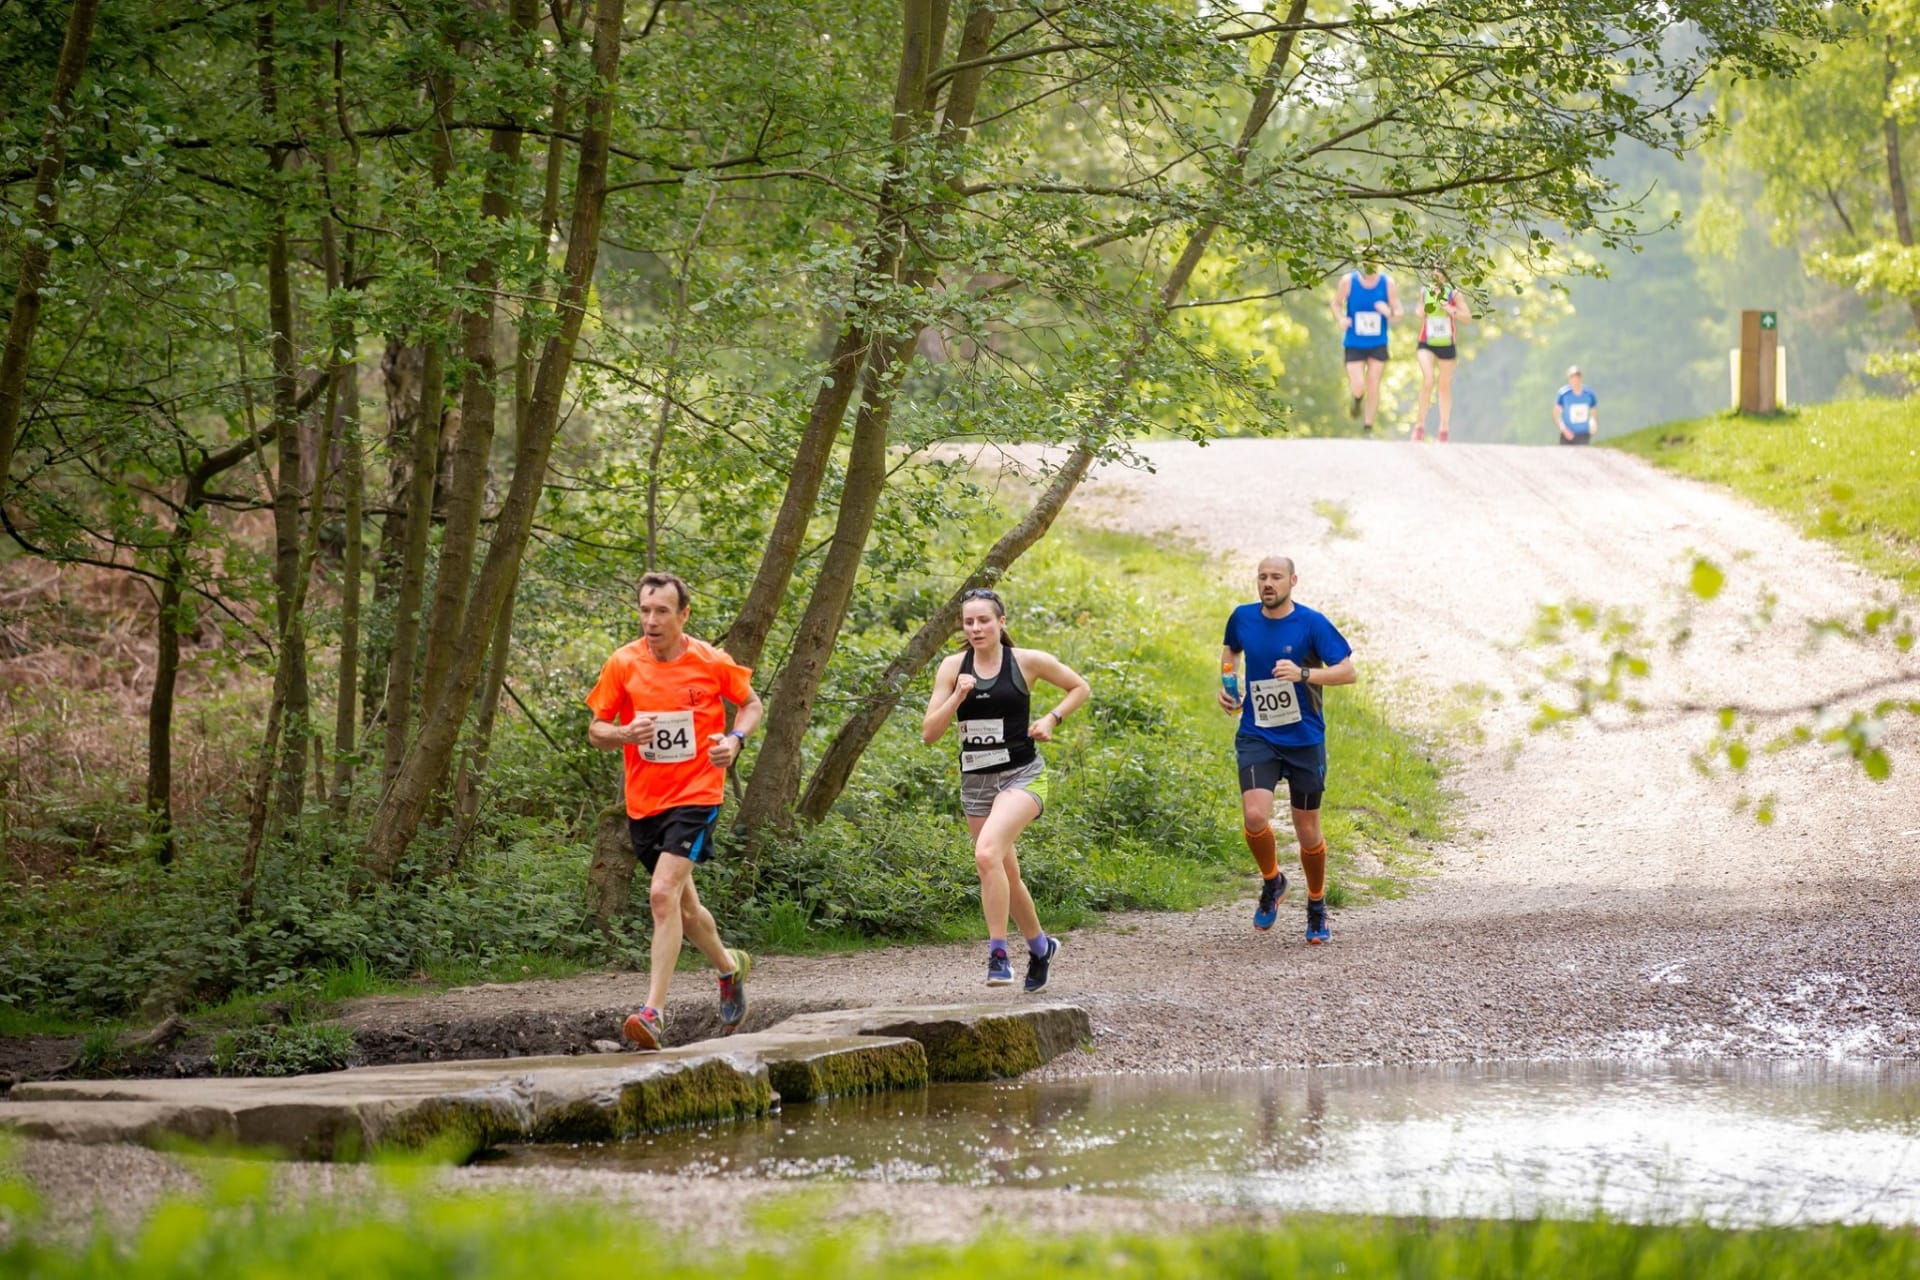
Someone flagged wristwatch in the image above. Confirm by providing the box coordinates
[725,729,748,744]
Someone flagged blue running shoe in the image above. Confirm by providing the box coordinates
[987,948,1014,987]
[1024,937,1059,993]
[1306,897,1330,945]
[1254,873,1288,931]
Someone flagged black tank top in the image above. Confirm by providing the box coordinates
[957,646,1036,773]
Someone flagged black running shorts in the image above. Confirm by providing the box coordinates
[1234,734,1327,811]
[627,805,722,873]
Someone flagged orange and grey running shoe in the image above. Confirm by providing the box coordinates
[622,1005,665,1051]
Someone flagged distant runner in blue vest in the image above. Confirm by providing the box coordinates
[1412,268,1473,443]
[1217,556,1357,944]
[1332,261,1403,437]
[924,588,1091,991]
[1555,366,1599,445]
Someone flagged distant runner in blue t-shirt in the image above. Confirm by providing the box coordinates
[1217,555,1357,944]
[1554,365,1599,446]
[1332,260,1403,437]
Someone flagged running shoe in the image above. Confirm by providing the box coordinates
[1306,897,1330,945]
[1437,428,1450,443]
[1411,425,1425,443]
[1348,393,1363,420]
[718,948,751,1032]
[987,948,1014,987]
[1024,937,1059,993]
[622,1005,666,1051]
[1254,872,1288,931]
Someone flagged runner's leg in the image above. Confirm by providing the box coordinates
[971,787,1043,942]
[1241,786,1279,877]
[1436,355,1456,441]
[1362,356,1387,431]
[676,876,733,972]
[1289,805,1326,897]
[645,853,696,1012]
[1414,348,1437,440]
[1345,357,1367,416]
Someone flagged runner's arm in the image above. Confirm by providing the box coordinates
[1554,400,1571,439]
[1022,651,1091,740]
[1331,276,1350,328]
[1449,289,1472,321]
[1304,655,1356,688]
[589,712,652,749]
[921,655,970,744]
[1386,276,1404,319]
[1217,645,1242,711]
[707,685,765,768]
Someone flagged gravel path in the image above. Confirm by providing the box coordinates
[340,439,1920,1075]
[12,438,1918,1240]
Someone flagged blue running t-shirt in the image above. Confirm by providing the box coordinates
[1556,385,1598,438]
[1223,602,1353,747]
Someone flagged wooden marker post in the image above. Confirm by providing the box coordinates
[1739,310,1779,414]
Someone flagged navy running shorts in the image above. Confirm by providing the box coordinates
[1235,734,1327,811]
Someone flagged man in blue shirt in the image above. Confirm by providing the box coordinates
[1218,556,1357,943]
[1554,366,1599,445]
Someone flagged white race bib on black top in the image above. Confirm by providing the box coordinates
[1353,312,1383,337]
[1249,678,1303,729]
[959,718,1009,772]
[639,710,697,763]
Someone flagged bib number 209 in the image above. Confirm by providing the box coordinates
[1249,679,1303,729]
[640,710,697,763]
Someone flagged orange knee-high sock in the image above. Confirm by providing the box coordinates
[1244,825,1280,880]
[1300,841,1328,899]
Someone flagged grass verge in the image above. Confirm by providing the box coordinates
[1608,399,1920,594]
[2,1169,1915,1278]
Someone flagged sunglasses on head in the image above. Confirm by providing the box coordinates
[961,588,1000,602]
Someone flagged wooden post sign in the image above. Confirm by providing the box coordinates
[1739,309,1779,414]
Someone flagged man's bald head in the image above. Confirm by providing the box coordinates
[1256,556,1297,610]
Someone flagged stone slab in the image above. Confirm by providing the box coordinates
[0,1032,927,1157]
[768,1002,1090,1081]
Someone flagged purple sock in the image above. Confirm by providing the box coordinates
[1027,931,1051,958]
[989,938,1008,957]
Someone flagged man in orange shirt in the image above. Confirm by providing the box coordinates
[587,571,763,1051]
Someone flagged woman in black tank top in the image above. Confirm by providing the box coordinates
[922,589,1091,991]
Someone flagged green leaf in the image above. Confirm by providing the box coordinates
[1862,748,1891,781]
[1689,558,1725,601]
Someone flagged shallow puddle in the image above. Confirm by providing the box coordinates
[501,1061,1920,1225]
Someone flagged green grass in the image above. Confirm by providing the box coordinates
[1609,399,1920,595]
[4,1168,1917,1279]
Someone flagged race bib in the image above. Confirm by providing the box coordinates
[1353,312,1383,337]
[1248,678,1303,729]
[638,710,697,764]
[1426,314,1454,344]
[959,718,1009,773]
[1568,403,1590,425]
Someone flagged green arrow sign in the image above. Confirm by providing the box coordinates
[1760,311,1777,330]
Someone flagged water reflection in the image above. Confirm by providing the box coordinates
[502,1061,1920,1226]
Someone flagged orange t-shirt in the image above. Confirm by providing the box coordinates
[585,637,754,819]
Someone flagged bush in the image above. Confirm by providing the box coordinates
[210,1024,355,1077]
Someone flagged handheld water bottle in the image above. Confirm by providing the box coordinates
[1220,657,1241,707]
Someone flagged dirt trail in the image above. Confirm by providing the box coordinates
[332,440,1920,1077]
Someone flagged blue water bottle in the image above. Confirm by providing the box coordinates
[1220,658,1241,708]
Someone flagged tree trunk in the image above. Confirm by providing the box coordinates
[719,0,946,671]
[736,335,914,833]
[258,10,313,833]
[0,0,103,501]
[363,338,423,727]
[380,66,459,793]
[1885,37,1920,332]
[331,363,365,816]
[419,0,540,719]
[364,0,628,876]
[452,575,517,844]
[797,0,1310,822]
